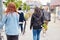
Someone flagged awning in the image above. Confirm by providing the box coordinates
[50,0,60,6]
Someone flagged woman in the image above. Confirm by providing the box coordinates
[30,7,44,40]
[18,7,26,34]
[0,2,19,40]
[43,6,51,23]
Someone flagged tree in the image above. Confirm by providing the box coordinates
[15,0,22,8]
[3,0,30,10]
[3,0,22,9]
[26,5,30,11]
[23,3,30,11]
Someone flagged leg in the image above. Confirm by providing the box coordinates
[11,35,18,40]
[54,13,56,23]
[33,29,37,40]
[6,35,12,40]
[19,24,23,32]
[23,21,26,34]
[37,29,42,40]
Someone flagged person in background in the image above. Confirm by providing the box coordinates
[18,7,26,34]
[43,6,51,23]
[30,7,44,40]
[0,2,19,40]
[58,8,60,20]
[43,6,51,36]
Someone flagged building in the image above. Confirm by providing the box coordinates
[26,0,41,9]
[51,0,60,6]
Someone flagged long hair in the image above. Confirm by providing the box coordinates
[6,2,17,14]
[34,7,41,16]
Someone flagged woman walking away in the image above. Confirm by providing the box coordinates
[18,7,26,34]
[0,2,19,40]
[30,7,44,40]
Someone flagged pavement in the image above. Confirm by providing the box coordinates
[1,14,60,40]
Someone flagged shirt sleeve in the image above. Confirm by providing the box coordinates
[49,12,51,21]
[30,15,34,29]
[17,13,19,22]
[0,14,7,29]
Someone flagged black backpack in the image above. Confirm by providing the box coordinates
[18,12,25,22]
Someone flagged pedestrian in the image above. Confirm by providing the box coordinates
[30,7,44,40]
[43,6,51,36]
[43,6,51,23]
[0,2,19,40]
[58,8,60,20]
[18,7,26,34]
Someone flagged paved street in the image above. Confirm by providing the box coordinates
[1,14,60,40]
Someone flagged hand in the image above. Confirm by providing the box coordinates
[44,21,48,25]
[30,27,32,30]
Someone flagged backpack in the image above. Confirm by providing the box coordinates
[18,12,25,22]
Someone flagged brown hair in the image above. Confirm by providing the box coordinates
[34,7,41,15]
[6,2,17,13]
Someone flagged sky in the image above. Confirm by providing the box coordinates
[40,0,51,5]
[22,0,51,5]
[3,0,51,5]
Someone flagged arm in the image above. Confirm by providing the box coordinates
[30,15,34,30]
[0,14,7,29]
[49,12,51,21]
[22,12,26,21]
[41,13,44,25]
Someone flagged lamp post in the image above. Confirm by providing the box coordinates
[0,0,3,21]
[47,3,51,12]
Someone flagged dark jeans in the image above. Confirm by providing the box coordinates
[33,29,42,40]
[19,24,23,32]
[7,35,18,40]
